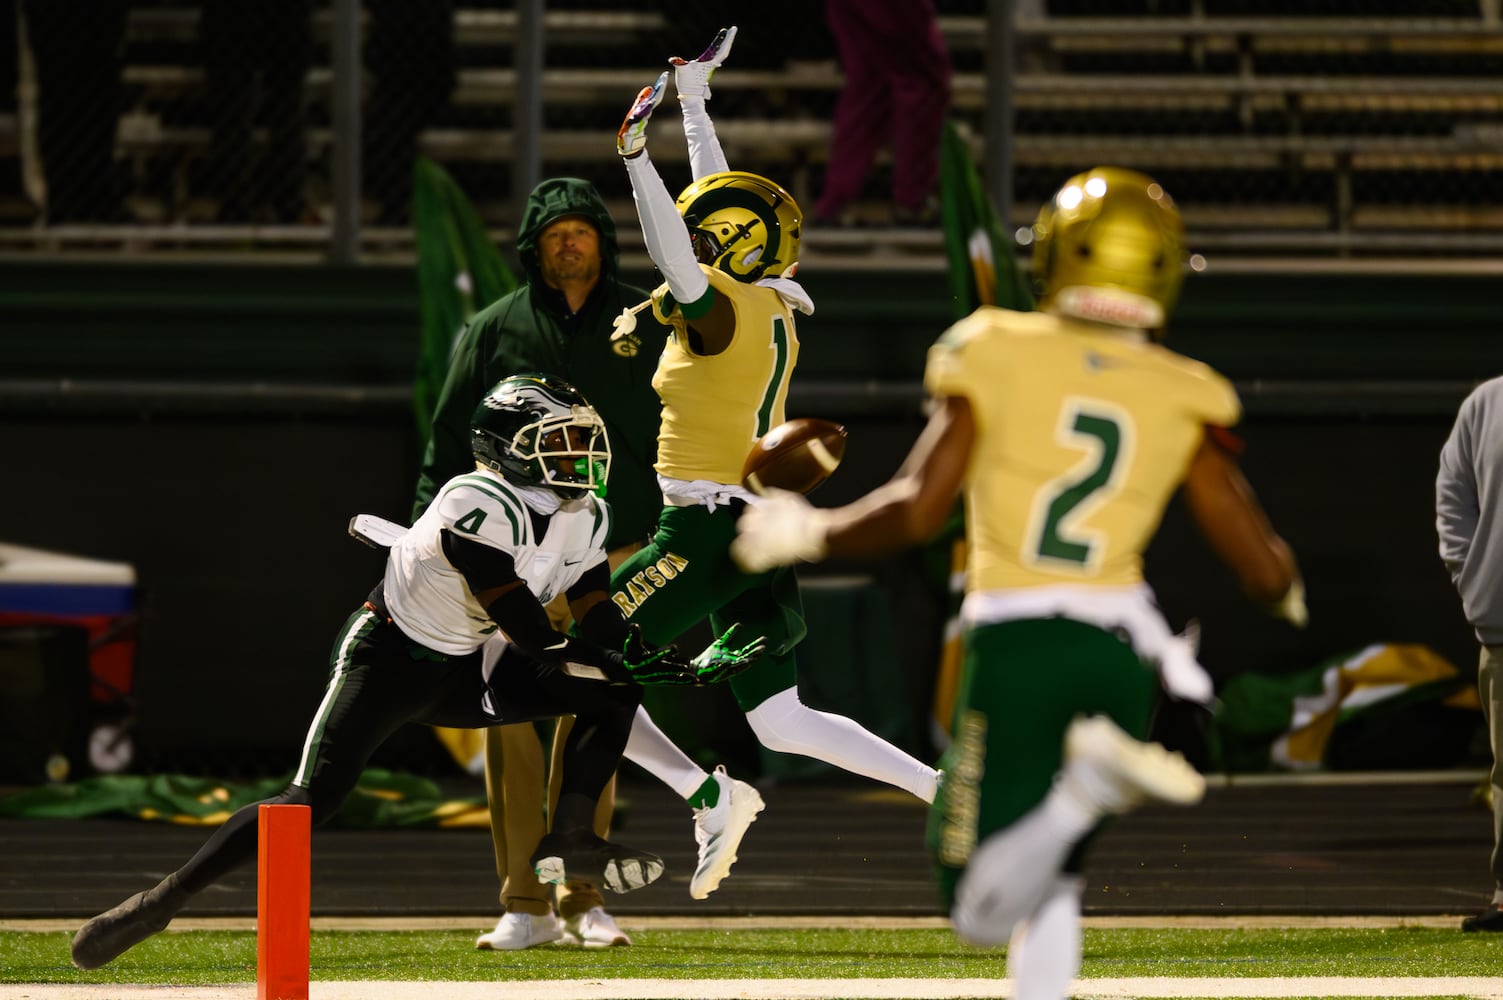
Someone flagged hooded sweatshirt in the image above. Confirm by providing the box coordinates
[413,178,668,549]
[1438,375,1503,644]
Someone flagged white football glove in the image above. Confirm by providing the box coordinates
[618,71,667,158]
[670,26,736,100]
[731,488,830,573]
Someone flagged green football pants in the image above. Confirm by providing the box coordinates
[928,616,1160,906]
[610,501,807,711]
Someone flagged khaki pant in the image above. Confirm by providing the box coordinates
[486,543,640,919]
[1481,644,1503,897]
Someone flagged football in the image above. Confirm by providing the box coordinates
[741,417,848,495]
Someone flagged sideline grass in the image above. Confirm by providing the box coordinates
[3,927,1499,987]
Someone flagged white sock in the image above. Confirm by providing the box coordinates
[622,704,707,800]
[744,687,939,802]
[1053,757,1121,826]
[952,789,1096,946]
[1008,876,1083,1000]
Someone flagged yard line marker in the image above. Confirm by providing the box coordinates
[257,804,311,1000]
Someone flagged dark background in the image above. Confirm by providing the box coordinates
[0,260,1491,778]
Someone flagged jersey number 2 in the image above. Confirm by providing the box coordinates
[1031,403,1130,568]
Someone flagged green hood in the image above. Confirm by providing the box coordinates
[515,177,620,285]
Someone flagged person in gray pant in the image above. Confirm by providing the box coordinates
[1437,374,1503,932]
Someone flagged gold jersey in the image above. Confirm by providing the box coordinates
[651,266,801,484]
[927,307,1240,592]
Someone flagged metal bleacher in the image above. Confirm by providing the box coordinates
[3,0,1502,261]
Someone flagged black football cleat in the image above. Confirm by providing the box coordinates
[71,875,188,969]
[1461,905,1503,932]
[531,829,664,895]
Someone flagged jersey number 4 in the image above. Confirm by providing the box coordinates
[1028,400,1133,569]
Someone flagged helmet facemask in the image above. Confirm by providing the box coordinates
[471,376,612,497]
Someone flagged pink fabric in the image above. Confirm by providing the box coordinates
[815,0,953,219]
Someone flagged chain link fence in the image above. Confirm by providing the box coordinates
[1,0,1500,257]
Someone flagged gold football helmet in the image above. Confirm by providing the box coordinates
[1031,166,1186,335]
[675,171,802,282]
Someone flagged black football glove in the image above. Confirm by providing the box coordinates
[620,623,698,685]
[621,622,768,686]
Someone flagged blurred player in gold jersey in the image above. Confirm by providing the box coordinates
[734,167,1305,1000]
[605,25,941,900]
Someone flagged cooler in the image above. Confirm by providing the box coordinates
[0,542,137,709]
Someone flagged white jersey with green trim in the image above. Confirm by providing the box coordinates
[383,468,612,656]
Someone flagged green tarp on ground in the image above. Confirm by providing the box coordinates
[0,767,488,828]
[1211,643,1483,773]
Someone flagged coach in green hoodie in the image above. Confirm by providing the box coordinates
[413,177,667,951]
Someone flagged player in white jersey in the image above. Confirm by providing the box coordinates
[71,373,762,972]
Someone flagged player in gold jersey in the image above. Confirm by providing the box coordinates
[734,167,1305,999]
[606,27,941,898]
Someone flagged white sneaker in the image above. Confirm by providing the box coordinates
[474,912,563,951]
[689,765,765,899]
[1064,714,1205,813]
[560,906,631,948]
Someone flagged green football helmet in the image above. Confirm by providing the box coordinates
[675,170,802,283]
[470,373,611,496]
[1031,166,1186,336]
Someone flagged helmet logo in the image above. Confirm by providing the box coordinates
[680,176,795,283]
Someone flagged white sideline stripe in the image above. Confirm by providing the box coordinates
[6,979,1503,1000]
[0,913,1470,933]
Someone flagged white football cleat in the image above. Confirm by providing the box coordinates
[690,765,765,899]
[1064,714,1205,813]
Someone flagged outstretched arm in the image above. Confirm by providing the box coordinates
[671,26,736,180]
[731,396,973,571]
[1179,430,1305,622]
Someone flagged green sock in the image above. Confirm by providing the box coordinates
[688,776,720,810]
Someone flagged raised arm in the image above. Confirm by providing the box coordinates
[670,26,735,180]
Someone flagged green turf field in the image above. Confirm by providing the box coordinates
[3,925,1498,987]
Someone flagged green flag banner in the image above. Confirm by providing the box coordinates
[938,119,1033,319]
[411,156,518,445]
[931,122,1034,743]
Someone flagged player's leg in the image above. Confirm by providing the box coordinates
[722,572,940,803]
[609,504,750,646]
[611,507,770,897]
[1006,875,1084,1000]
[477,643,664,894]
[532,690,664,895]
[547,714,626,946]
[74,605,469,969]
[546,544,640,945]
[939,618,1196,947]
